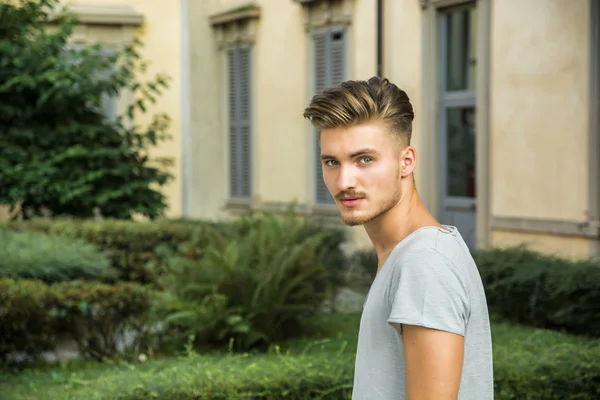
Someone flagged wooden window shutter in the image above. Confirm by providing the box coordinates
[238,46,252,198]
[313,28,346,205]
[228,46,252,199]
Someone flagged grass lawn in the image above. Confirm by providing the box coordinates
[2,313,598,400]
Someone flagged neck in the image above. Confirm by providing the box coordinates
[363,180,442,272]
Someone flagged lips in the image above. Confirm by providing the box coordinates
[340,198,363,207]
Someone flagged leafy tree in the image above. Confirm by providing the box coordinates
[0,0,174,220]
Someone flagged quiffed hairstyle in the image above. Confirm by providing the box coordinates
[303,76,415,145]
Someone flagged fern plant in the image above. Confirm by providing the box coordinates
[151,211,341,351]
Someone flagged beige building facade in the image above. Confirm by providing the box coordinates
[183,0,600,260]
[3,0,597,261]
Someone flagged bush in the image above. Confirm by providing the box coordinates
[473,246,600,338]
[113,353,355,400]
[9,331,599,400]
[0,0,174,220]
[491,319,600,399]
[215,210,350,312]
[4,219,205,284]
[0,278,154,364]
[0,229,115,283]
[151,211,347,351]
[107,330,599,400]
[4,313,600,399]
[6,351,355,400]
[5,211,349,289]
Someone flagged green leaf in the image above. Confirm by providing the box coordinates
[226,315,243,326]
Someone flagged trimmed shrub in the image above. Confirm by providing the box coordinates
[0,229,115,283]
[151,211,347,351]
[4,219,205,284]
[10,331,599,400]
[104,334,600,400]
[473,246,600,338]
[109,352,355,400]
[4,214,348,290]
[0,279,57,362]
[0,278,154,363]
[492,319,600,399]
[4,313,600,399]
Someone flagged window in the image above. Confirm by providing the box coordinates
[227,45,252,199]
[313,28,346,205]
[65,45,118,122]
[98,48,118,123]
[438,3,478,249]
[440,5,477,199]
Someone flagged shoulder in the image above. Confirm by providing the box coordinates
[385,228,473,335]
[385,227,473,312]
[389,245,465,292]
[389,226,475,275]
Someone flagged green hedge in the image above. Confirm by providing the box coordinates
[4,219,206,284]
[106,353,355,400]
[473,246,600,338]
[0,212,349,360]
[87,335,600,400]
[0,228,115,283]
[491,318,600,399]
[7,324,599,400]
[4,213,348,289]
[0,278,153,363]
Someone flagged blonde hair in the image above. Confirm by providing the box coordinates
[303,76,415,145]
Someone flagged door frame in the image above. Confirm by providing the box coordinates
[438,6,477,246]
[589,0,600,256]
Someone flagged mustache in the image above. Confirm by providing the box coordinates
[336,191,366,200]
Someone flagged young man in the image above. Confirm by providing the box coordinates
[303,77,493,399]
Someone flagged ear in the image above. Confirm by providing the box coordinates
[400,146,416,177]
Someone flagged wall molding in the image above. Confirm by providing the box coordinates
[294,0,354,31]
[224,199,342,223]
[226,203,600,239]
[64,5,144,27]
[491,216,600,239]
[419,0,476,10]
[209,2,261,49]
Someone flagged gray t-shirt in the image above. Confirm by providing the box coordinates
[352,225,494,399]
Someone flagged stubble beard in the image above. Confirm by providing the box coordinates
[339,182,403,227]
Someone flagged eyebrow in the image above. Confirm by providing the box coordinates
[320,148,380,161]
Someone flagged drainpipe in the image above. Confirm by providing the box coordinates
[377,0,383,77]
[180,0,191,218]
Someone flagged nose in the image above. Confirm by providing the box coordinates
[337,164,357,191]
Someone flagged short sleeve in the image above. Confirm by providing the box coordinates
[387,248,470,336]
